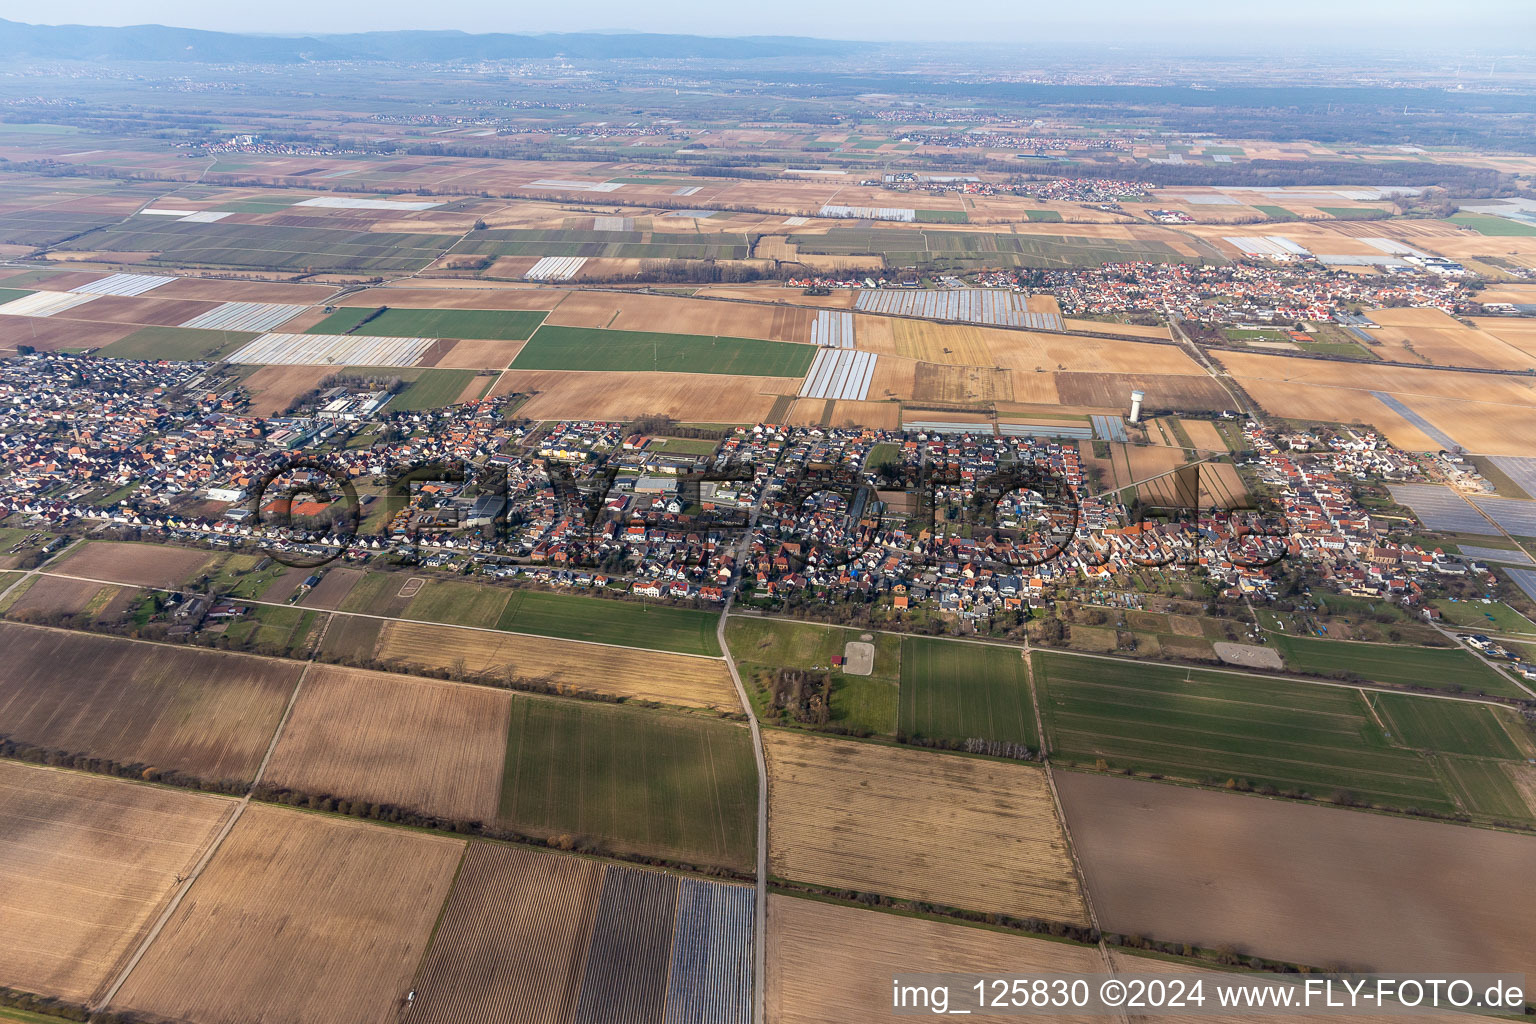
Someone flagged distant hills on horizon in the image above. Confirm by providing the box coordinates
[0,18,874,62]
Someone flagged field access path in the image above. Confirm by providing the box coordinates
[715,493,771,1024]
[90,633,319,1012]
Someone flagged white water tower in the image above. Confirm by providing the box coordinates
[1129,389,1146,424]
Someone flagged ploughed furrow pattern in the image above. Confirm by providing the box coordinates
[572,866,681,1024]
[663,878,755,1024]
[409,843,603,1024]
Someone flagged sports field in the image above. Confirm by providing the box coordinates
[1271,633,1523,697]
[498,698,756,871]
[898,637,1037,749]
[511,325,815,377]
[1034,652,1459,812]
[307,306,548,340]
[498,589,722,657]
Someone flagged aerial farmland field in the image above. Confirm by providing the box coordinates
[306,305,548,340]
[510,325,816,377]
[0,762,235,1004]
[1270,633,1523,697]
[1033,651,1474,812]
[54,540,216,589]
[262,665,512,821]
[408,842,604,1024]
[1058,772,1536,977]
[0,622,300,784]
[898,636,1038,748]
[726,616,901,734]
[497,588,724,656]
[764,730,1087,923]
[112,804,464,1024]
[373,619,740,709]
[499,697,756,870]
[766,895,1104,1024]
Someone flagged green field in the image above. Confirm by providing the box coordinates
[1437,755,1533,820]
[724,616,899,735]
[338,366,480,410]
[1272,633,1523,697]
[1373,692,1528,759]
[451,228,751,261]
[1433,599,1536,634]
[97,325,257,361]
[899,637,1037,748]
[406,578,512,629]
[0,287,35,305]
[498,697,756,870]
[1034,652,1457,811]
[650,437,722,456]
[499,589,722,656]
[1024,210,1064,222]
[1318,207,1390,221]
[511,325,816,377]
[787,228,1220,268]
[308,306,548,340]
[1448,214,1536,237]
[60,220,459,273]
[914,210,969,223]
[221,604,316,655]
[1253,205,1298,220]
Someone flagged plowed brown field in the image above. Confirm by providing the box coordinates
[264,664,511,820]
[0,762,235,1003]
[113,804,463,1024]
[765,731,1087,923]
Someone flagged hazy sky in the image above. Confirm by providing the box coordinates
[1,0,1532,47]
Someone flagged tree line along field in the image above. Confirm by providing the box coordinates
[0,622,300,785]
[1271,633,1525,698]
[0,761,236,1005]
[56,219,461,272]
[1034,651,1536,822]
[450,228,751,261]
[510,324,817,377]
[764,729,1088,924]
[306,305,548,340]
[500,698,757,872]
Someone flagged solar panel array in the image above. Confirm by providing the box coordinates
[998,422,1095,440]
[227,332,433,367]
[1455,545,1534,566]
[1091,414,1129,442]
[854,289,1064,331]
[810,310,855,348]
[69,273,175,297]
[1469,496,1536,536]
[525,256,588,281]
[799,348,876,401]
[1504,567,1536,605]
[179,302,308,333]
[1372,392,1461,451]
[1489,456,1536,499]
[1388,484,1492,533]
